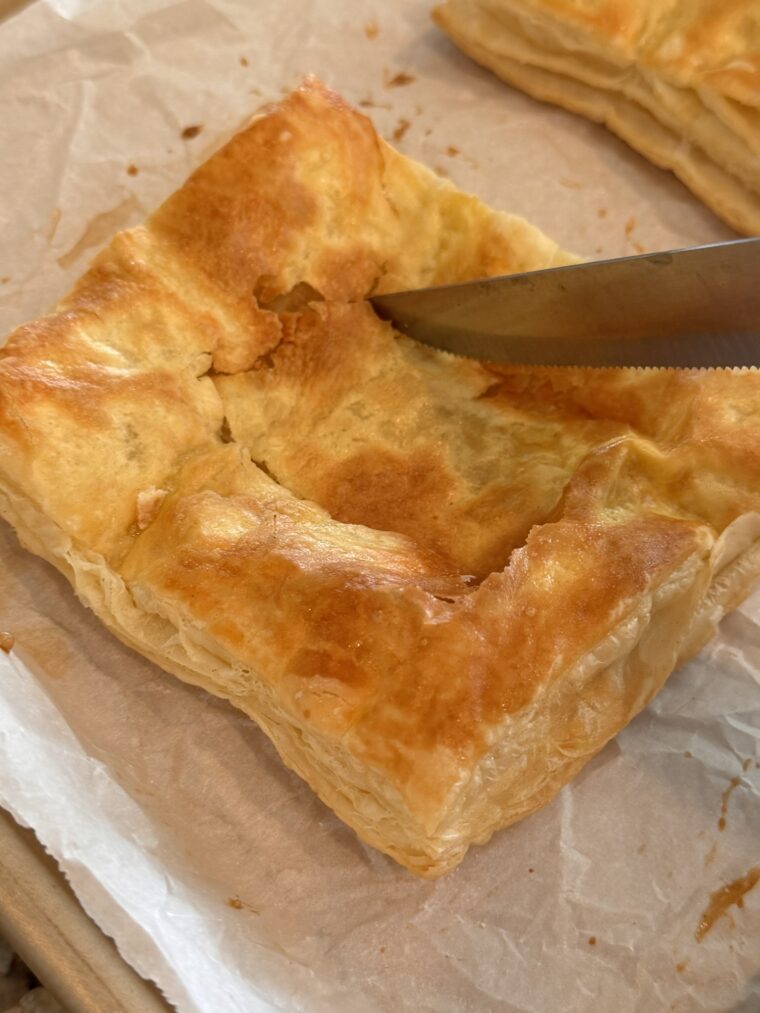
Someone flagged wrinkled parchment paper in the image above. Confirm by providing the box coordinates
[0,2,758,1010]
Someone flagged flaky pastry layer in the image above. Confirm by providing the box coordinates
[434,0,760,235]
[1,80,759,874]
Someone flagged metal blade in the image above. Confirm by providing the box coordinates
[370,238,760,367]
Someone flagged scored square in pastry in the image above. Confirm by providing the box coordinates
[1,79,759,876]
[434,0,760,236]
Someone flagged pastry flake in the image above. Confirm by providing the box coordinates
[434,0,760,235]
[1,80,759,875]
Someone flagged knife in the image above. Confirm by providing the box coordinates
[370,237,760,367]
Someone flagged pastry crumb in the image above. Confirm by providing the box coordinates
[0,632,14,653]
[684,750,693,758]
[385,71,415,88]
[364,20,379,39]
[588,936,596,946]
[239,55,249,67]
[625,215,636,238]
[597,207,607,218]
[227,895,259,913]
[126,164,139,176]
[136,487,168,530]
[446,145,460,157]
[181,125,203,140]
[675,960,688,973]
[392,118,411,142]
[718,776,742,832]
[695,866,760,942]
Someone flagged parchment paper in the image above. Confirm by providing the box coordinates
[0,2,758,1011]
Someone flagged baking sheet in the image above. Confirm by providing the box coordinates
[0,807,171,1013]
[0,1,758,1010]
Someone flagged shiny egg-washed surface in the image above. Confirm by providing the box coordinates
[0,81,759,874]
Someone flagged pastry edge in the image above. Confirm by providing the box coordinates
[3,477,758,876]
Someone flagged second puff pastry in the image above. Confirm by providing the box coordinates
[434,0,760,235]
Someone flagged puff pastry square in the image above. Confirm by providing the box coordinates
[1,80,759,876]
[434,0,760,235]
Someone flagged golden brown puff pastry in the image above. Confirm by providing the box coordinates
[1,79,759,876]
[433,0,760,235]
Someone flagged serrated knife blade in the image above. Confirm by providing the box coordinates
[370,238,760,368]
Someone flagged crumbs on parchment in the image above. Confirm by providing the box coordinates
[181,125,203,140]
[392,119,411,142]
[624,215,645,251]
[227,896,259,914]
[385,71,415,88]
